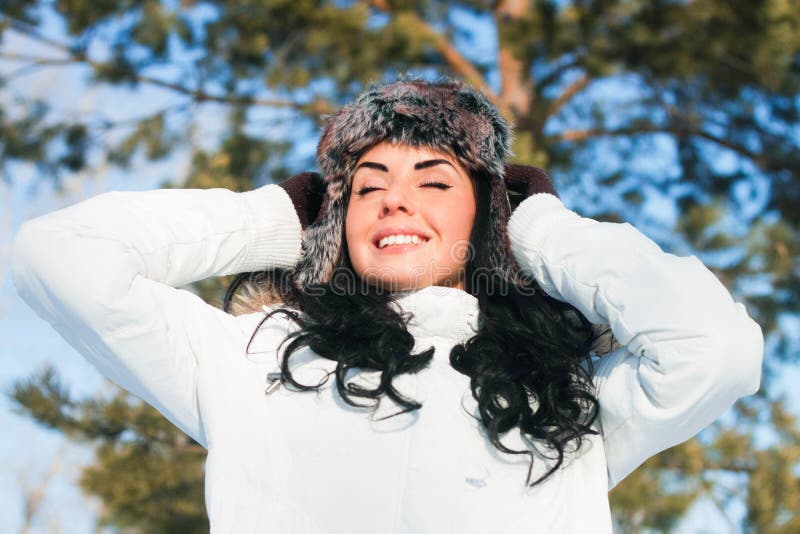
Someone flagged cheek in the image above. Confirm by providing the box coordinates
[344,203,368,267]
[435,198,476,261]
[463,206,477,238]
[344,212,354,248]
[449,198,477,240]
[344,198,360,238]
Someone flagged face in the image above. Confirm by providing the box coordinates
[345,142,477,292]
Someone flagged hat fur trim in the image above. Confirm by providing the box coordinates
[295,78,515,288]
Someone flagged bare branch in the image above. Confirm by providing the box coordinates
[0,52,82,83]
[363,1,495,103]
[536,58,583,91]
[2,16,335,115]
[546,73,591,120]
[703,485,741,533]
[702,462,754,474]
[92,102,192,131]
[19,445,66,534]
[494,0,532,117]
[692,130,760,161]
[549,124,760,162]
[0,52,73,63]
[4,17,76,56]
[658,102,757,158]
[430,32,493,97]
[549,126,659,143]
[127,71,321,110]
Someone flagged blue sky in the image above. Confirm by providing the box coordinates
[0,22,196,530]
[0,132,184,534]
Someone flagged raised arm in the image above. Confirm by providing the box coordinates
[507,193,763,489]
[10,184,302,446]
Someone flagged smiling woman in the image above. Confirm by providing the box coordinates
[346,142,476,291]
[10,78,764,533]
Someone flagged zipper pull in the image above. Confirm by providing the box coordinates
[265,371,282,395]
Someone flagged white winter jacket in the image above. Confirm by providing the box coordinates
[11,184,763,533]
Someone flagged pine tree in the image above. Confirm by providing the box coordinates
[4,1,799,530]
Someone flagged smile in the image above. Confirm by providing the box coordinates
[376,234,430,249]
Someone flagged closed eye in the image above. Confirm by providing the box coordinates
[422,182,452,190]
[356,186,381,196]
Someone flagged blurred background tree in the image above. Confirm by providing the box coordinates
[3,0,799,531]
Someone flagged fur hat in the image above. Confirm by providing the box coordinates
[294,78,516,288]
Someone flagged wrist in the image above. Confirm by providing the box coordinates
[238,184,303,272]
[277,172,325,229]
[507,193,572,266]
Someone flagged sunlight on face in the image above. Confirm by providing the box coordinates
[345,142,477,292]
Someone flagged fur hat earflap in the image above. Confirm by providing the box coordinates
[294,78,516,288]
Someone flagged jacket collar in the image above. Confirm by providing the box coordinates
[391,286,480,344]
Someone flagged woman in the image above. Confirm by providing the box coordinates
[11,79,763,533]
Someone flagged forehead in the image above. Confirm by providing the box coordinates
[368,139,455,155]
[354,142,466,174]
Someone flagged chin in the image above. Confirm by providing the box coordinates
[358,269,465,293]
[359,274,421,293]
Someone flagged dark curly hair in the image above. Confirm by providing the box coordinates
[223,178,601,487]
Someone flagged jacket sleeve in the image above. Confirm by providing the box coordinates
[507,193,764,489]
[10,184,302,447]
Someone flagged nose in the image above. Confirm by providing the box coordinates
[380,183,416,217]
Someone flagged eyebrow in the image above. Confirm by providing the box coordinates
[355,159,456,173]
[415,159,454,170]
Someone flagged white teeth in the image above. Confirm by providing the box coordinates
[378,234,428,249]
